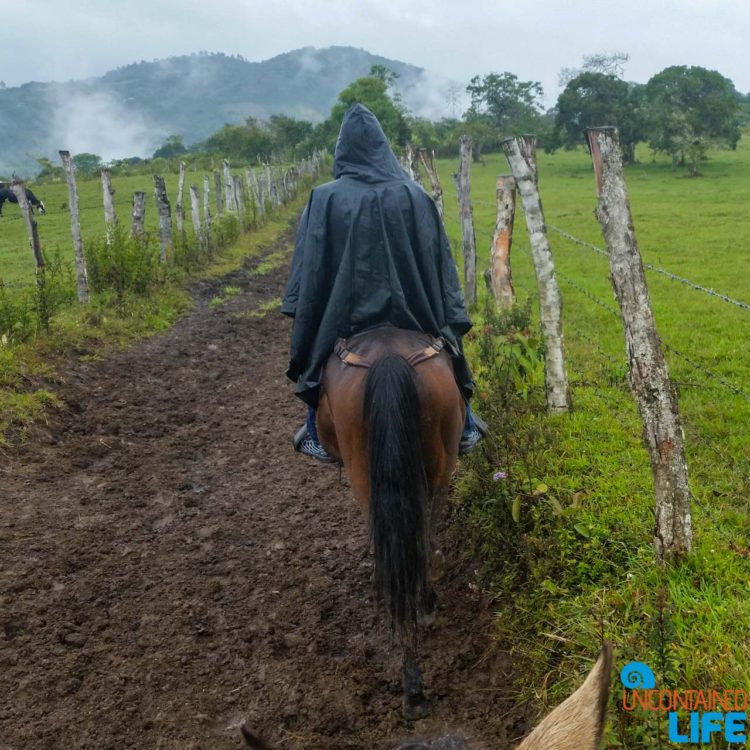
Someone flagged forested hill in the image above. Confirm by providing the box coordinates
[0,47,427,176]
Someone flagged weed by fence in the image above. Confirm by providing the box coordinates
[0,151,326,343]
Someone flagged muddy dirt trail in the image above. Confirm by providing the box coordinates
[1,222,527,750]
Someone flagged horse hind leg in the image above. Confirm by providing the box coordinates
[402,647,429,721]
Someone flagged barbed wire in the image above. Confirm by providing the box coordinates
[557,269,750,402]
[566,320,626,373]
[557,269,620,318]
[661,341,750,403]
[549,224,750,312]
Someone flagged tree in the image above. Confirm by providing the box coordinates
[370,64,399,87]
[644,65,741,174]
[267,115,313,160]
[551,73,646,162]
[202,118,274,162]
[153,134,187,159]
[558,52,630,87]
[72,153,103,175]
[328,76,410,148]
[465,72,545,133]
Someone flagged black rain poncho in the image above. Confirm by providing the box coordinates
[282,103,474,407]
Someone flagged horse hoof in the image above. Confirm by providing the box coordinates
[417,608,437,628]
[403,691,430,721]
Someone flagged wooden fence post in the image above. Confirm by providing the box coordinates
[100,168,117,240]
[403,143,422,184]
[266,165,279,210]
[10,180,50,330]
[153,175,173,263]
[203,176,213,253]
[502,135,570,412]
[131,192,146,237]
[418,148,444,219]
[586,126,692,561]
[10,180,45,271]
[486,175,516,307]
[189,185,202,248]
[232,175,244,225]
[213,171,224,217]
[175,160,186,236]
[223,160,235,212]
[455,135,477,306]
[254,167,266,223]
[246,168,260,225]
[59,150,90,303]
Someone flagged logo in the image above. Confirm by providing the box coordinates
[620,661,748,744]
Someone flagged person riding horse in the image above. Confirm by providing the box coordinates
[282,103,487,462]
[0,183,46,216]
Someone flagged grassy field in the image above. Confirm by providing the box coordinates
[0,166,240,289]
[0,161,318,443]
[439,140,750,747]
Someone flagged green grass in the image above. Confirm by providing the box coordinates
[439,139,750,747]
[0,164,319,443]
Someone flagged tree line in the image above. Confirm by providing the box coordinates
[35,55,747,181]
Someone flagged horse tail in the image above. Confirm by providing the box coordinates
[364,354,428,642]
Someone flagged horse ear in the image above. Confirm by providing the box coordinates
[516,643,613,750]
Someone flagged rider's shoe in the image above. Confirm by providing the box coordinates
[293,424,336,463]
[459,426,483,454]
[459,411,489,455]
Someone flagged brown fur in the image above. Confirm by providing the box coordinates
[317,327,464,516]
[516,643,613,750]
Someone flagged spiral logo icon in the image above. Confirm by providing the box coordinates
[620,662,656,689]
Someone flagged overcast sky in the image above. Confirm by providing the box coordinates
[1,0,748,102]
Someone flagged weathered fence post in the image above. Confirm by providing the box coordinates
[175,160,186,236]
[131,192,146,237]
[232,175,244,225]
[246,168,260,225]
[189,185,202,248]
[203,176,213,253]
[10,180,45,271]
[254,167,266,223]
[486,175,516,308]
[59,150,90,304]
[418,148,444,219]
[100,168,117,240]
[402,143,422,184]
[501,135,569,412]
[586,126,692,561]
[11,180,49,330]
[265,165,279,210]
[223,160,235,212]
[153,175,173,263]
[213,171,224,217]
[455,135,477,306]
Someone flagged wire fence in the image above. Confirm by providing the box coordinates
[549,224,750,312]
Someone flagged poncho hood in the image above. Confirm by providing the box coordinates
[332,103,408,183]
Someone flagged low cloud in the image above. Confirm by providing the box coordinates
[50,88,162,163]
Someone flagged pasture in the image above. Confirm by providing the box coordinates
[0,167,226,287]
[439,140,750,746]
[1,140,749,747]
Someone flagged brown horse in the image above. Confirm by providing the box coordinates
[316,325,465,719]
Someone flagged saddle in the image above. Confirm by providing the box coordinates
[334,329,446,369]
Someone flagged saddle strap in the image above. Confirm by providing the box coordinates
[334,336,446,369]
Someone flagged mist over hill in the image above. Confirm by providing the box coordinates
[0,46,459,177]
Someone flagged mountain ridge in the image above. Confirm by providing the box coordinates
[0,46,446,176]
